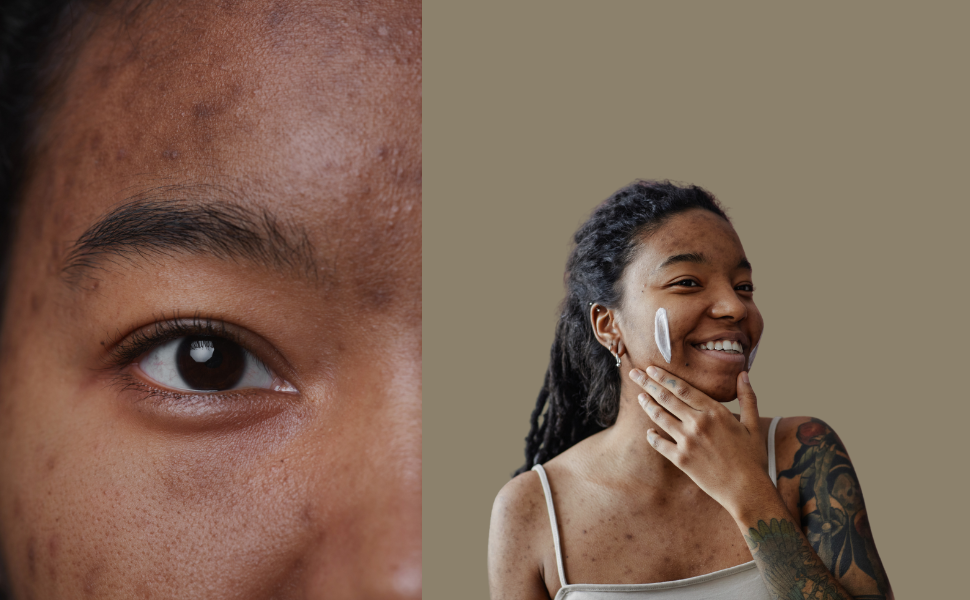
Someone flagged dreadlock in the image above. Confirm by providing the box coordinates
[515,180,729,476]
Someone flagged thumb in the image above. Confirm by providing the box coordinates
[737,371,760,433]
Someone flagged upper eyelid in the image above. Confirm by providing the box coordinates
[105,318,239,367]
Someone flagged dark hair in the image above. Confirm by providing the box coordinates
[515,180,730,476]
[1,0,88,324]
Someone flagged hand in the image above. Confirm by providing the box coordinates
[630,366,773,515]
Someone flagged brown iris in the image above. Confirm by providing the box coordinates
[175,336,247,391]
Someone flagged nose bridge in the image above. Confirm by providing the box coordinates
[304,358,422,599]
[709,277,746,321]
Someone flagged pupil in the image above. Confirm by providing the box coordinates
[176,336,246,391]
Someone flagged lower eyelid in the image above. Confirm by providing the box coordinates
[114,372,296,431]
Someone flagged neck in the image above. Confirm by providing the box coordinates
[594,384,693,488]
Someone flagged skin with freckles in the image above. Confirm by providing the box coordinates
[0,1,420,598]
[607,209,764,404]
[489,209,891,599]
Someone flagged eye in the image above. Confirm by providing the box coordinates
[675,279,700,287]
[137,335,294,393]
[735,283,755,292]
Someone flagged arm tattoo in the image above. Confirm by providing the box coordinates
[744,518,846,600]
[778,419,892,600]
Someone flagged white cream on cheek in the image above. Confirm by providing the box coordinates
[654,307,671,363]
[748,338,760,371]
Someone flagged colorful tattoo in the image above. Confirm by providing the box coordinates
[778,419,891,599]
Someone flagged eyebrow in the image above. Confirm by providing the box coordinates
[654,252,752,272]
[61,186,319,285]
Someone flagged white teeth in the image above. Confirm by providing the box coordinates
[697,340,743,353]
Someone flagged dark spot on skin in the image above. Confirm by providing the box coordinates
[625,534,634,540]
[582,529,587,534]
[46,455,56,471]
[26,537,36,579]
[193,101,224,120]
[82,564,102,596]
[267,2,287,27]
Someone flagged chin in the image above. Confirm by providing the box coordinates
[693,379,739,403]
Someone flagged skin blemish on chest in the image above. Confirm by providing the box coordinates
[26,536,37,579]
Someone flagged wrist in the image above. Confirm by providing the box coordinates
[723,475,787,526]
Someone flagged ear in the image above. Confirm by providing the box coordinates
[590,303,623,355]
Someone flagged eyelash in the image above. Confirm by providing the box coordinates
[673,279,755,292]
[108,316,240,368]
[105,315,295,400]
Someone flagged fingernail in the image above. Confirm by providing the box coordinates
[646,430,656,444]
[629,369,642,380]
[646,366,659,379]
[741,371,750,384]
[638,393,646,407]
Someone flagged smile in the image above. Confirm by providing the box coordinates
[692,340,743,354]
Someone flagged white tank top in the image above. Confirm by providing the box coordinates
[532,416,782,600]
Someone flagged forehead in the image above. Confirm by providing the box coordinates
[631,209,744,273]
[19,0,421,302]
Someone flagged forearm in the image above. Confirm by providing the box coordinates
[729,486,855,600]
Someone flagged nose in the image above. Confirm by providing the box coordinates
[708,281,747,322]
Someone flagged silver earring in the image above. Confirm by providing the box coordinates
[610,342,621,368]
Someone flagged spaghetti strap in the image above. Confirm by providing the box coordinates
[767,416,782,485]
[532,464,567,588]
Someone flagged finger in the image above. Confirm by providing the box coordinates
[645,428,681,464]
[737,371,761,433]
[642,366,707,412]
[634,370,692,420]
[638,393,684,440]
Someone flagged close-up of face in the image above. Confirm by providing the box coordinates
[611,209,764,403]
[0,1,420,598]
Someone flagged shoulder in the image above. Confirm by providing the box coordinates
[490,469,548,534]
[773,416,850,463]
[488,470,553,598]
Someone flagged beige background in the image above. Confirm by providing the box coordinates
[425,2,968,598]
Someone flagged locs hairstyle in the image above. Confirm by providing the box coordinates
[516,180,729,476]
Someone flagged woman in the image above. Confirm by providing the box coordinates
[488,181,893,599]
[0,1,420,598]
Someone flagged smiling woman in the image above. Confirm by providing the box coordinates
[488,181,893,600]
[0,0,420,598]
